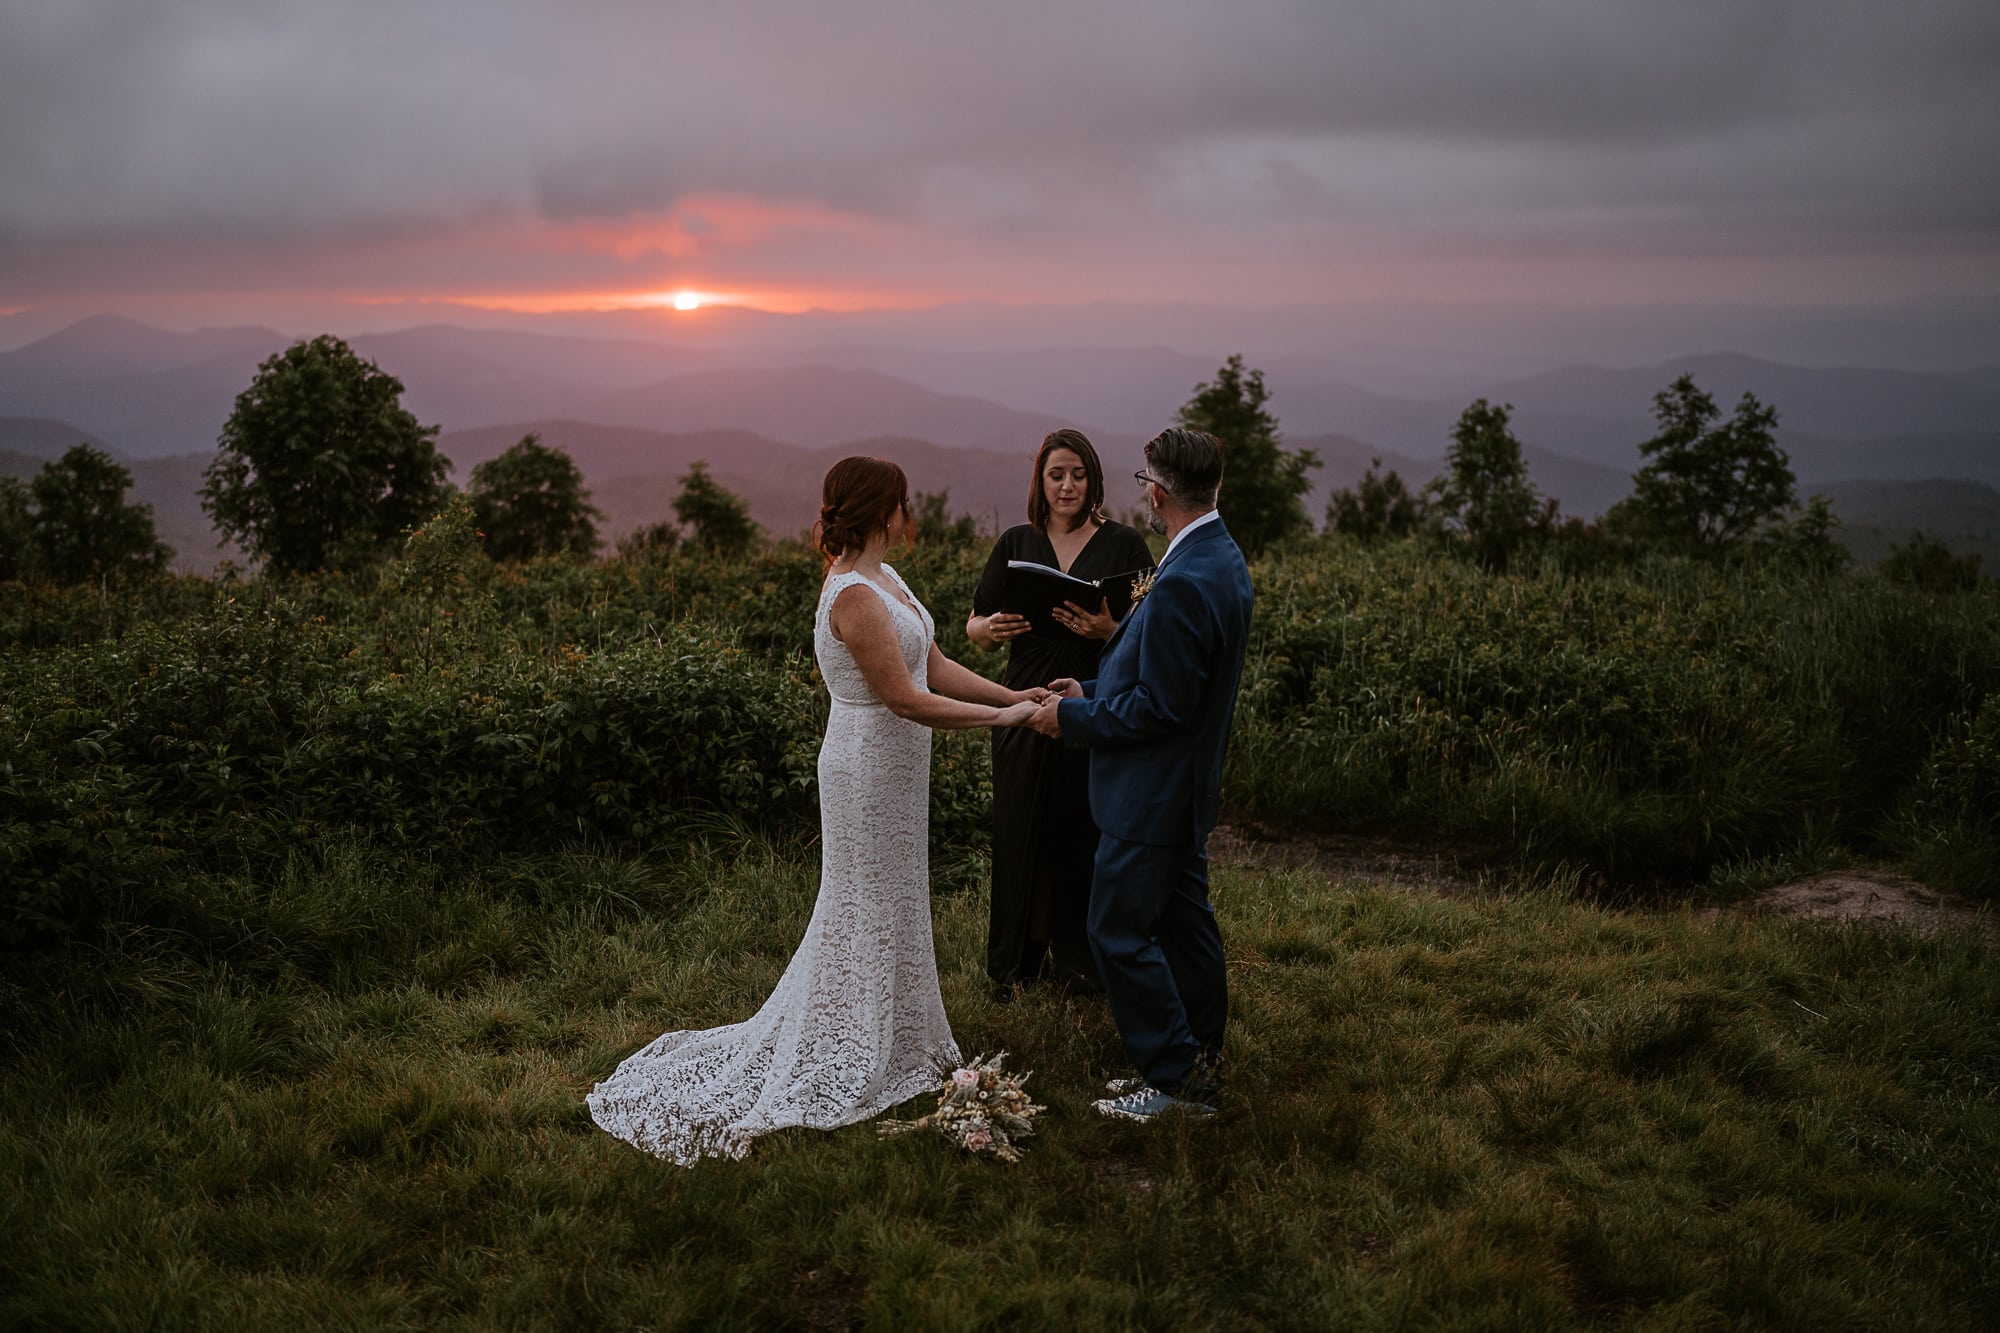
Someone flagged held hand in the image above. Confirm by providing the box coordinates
[995,700,1040,727]
[1045,677,1084,700]
[1015,686,1052,707]
[1056,596,1116,640]
[1028,695,1064,738]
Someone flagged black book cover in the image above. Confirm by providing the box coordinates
[1000,561,1150,641]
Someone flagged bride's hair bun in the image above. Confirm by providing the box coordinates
[817,456,911,564]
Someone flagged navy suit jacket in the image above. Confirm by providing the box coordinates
[1056,515,1254,847]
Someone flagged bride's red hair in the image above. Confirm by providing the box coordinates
[816,456,911,566]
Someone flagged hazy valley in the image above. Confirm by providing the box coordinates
[3,310,1997,572]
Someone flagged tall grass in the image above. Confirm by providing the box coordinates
[1,839,1993,1327]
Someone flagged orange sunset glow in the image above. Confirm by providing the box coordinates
[0,4,1991,338]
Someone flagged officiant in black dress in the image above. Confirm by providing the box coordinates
[967,429,1155,995]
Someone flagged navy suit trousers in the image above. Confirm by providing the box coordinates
[1088,832,1228,1095]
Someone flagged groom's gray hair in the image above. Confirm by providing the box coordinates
[1144,427,1224,510]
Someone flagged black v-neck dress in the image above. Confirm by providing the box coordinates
[971,519,1156,989]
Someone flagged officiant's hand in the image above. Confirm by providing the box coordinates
[1045,677,1084,699]
[1029,695,1064,738]
[966,612,1031,651]
[1056,597,1115,640]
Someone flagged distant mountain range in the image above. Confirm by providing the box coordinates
[2,313,1996,571]
[1814,478,2000,569]
[6,313,1997,473]
[583,365,1122,455]
[438,423,1112,544]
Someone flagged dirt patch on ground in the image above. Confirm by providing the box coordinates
[1726,870,1998,943]
[1209,822,1503,899]
[1214,824,1996,945]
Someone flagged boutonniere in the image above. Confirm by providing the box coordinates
[1128,570,1156,606]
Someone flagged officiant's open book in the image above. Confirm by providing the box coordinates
[1001,560,1151,641]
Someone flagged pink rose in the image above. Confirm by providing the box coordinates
[951,1068,978,1090]
[963,1128,993,1152]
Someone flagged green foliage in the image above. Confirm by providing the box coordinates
[0,526,1007,950]
[469,433,602,562]
[16,444,171,584]
[1896,693,2000,893]
[614,520,681,562]
[911,489,979,544]
[1229,537,2000,882]
[1759,493,1852,575]
[1176,355,1318,557]
[672,460,760,556]
[389,494,494,674]
[1879,531,1983,592]
[0,475,31,581]
[5,517,1993,951]
[1610,374,1796,554]
[1326,458,1424,544]
[202,335,452,575]
[0,572,220,655]
[1425,401,1551,569]
[0,588,823,947]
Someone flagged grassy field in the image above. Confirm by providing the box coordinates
[3,837,1994,1329]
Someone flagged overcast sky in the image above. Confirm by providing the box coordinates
[3,0,1998,322]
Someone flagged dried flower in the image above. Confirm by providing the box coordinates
[878,1052,1044,1163]
[1128,570,1156,605]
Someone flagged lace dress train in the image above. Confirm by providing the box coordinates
[587,566,961,1164]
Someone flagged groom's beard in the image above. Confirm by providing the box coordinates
[1147,506,1168,536]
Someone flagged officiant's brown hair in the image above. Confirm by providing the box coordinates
[817,456,911,565]
[1027,428,1107,534]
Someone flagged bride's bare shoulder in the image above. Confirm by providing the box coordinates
[827,578,891,642]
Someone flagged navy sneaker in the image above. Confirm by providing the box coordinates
[1092,1084,1217,1120]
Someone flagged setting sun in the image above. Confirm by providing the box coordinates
[672,291,700,311]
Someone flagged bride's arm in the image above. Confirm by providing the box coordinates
[831,586,1034,730]
[925,645,1043,708]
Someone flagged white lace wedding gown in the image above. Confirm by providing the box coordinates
[587,566,962,1165]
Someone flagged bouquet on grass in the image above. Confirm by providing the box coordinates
[879,1052,1045,1163]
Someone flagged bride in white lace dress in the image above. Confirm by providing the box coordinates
[589,457,1044,1165]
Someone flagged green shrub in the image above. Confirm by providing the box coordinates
[7,521,1993,943]
[0,595,822,947]
[0,529,1010,948]
[1896,695,2000,896]
[1227,538,1999,879]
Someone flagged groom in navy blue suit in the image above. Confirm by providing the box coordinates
[1030,427,1253,1119]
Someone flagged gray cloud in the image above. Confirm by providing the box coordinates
[1,0,1996,297]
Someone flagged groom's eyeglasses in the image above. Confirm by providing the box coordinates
[1134,470,1159,488]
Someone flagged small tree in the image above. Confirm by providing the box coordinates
[389,494,493,673]
[1327,458,1423,543]
[27,444,171,584]
[468,433,602,563]
[1879,532,1982,593]
[1175,355,1318,557]
[672,460,759,555]
[1426,399,1549,569]
[202,335,452,574]
[0,476,30,581]
[1758,494,1851,575]
[1609,374,1795,554]
[911,489,979,545]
